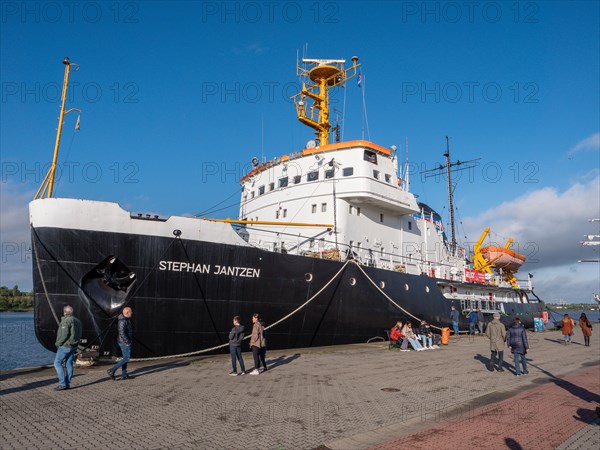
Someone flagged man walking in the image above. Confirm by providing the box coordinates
[450,306,460,336]
[506,316,529,376]
[229,316,246,376]
[107,307,133,380]
[477,308,485,334]
[54,305,82,390]
[468,309,478,336]
[485,313,506,372]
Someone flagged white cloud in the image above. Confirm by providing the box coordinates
[462,174,600,302]
[0,182,34,290]
[567,132,600,157]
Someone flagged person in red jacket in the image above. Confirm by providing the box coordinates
[390,321,409,351]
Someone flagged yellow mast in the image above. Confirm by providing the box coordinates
[291,56,360,146]
[35,57,80,200]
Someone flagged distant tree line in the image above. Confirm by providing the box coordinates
[0,285,33,311]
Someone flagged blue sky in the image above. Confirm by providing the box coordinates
[1,1,599,301]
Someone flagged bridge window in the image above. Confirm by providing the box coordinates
[311,204,317,213]
[349,205,354,215]
[278,177,288,188]
[321,203,327,212]
[408,221,412,230]
[293,175,301,184]
[269,182,275,191]
[380,213,384,223]
[251,191,255,198]
[343,167,354,176]
[385,174,391,183]
[325,169,334,179]
[373,170,380,180]
[307,171,319,182]
[283,209,287,218]
[364,150,377,164]
[258,186,265,195]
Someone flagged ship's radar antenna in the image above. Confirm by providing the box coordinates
[291,55,360,146]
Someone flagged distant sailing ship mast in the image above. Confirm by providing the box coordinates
[291,56,360,146]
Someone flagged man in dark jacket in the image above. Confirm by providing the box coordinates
[468,310,478,335]
[54,305,82,390]
[229,316,246,376]
[506,317,529,376]
[477,308,485,334]
[107,307,133,380]
[450,306,460,336]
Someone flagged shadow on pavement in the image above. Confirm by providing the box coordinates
[543,338,583,346]
[266,353,301,370]
[504,437,524,449]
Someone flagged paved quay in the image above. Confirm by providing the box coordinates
[1,330,598,449]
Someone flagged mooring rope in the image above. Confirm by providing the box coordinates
[129,259,352,361]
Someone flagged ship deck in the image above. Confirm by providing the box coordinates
[1,330,598,449]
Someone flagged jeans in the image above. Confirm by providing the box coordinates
[452,321,459,335]
[584,335,590,346]
[563,334,572,343]
[54,345,77,387]
[110,343,131,376]
[469,323,476,335]
[251,345,261,370]
[230,345,245,373]
[259,346,267,370]
[421,335,433,347]
[478,321,485,334]
[513,352,528,375]
[407,337,423,350]
[490,350,504,368]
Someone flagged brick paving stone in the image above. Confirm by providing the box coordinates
[1,330,599,449]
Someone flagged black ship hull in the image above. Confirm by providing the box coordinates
[32,226,545,358]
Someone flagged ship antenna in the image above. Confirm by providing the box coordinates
[420,137,481,257]
[444,136,457,256]
[261,115,265,163]
[404,136,410,191]
[35,57,81,200]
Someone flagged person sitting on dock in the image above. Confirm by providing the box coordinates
[417,320,437,349]
[401,322,425,351]
[390,321,409,351]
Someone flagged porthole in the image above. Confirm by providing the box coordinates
[425,286,430,293]
[349,277,357,286]
[404,283,409,291]
[379,281,385,289]
[305,273,313,282]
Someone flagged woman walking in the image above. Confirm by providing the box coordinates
[561,314,575,345]
[579,313,593,347]
[249,313,265,375]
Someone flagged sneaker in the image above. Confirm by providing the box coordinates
[107,369,116,381]
[522,371,529,375]
[238,371,246,375]
[250,369,260,375]
[229,371,238,376]
[120,375,132,380]
[487,362,495,372]
[416,348,425,351]
[432,345,440,349]
[54,385,69,391]
[400,349,410,352]
[515,374,521,377]
[498,368,505,372]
